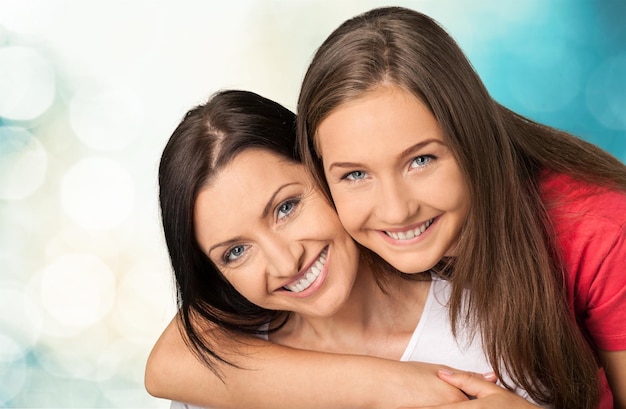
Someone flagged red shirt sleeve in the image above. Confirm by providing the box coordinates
[583,221,626,350]
[542,173,626,351]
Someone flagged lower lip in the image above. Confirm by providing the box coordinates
[378,217,438,246]
[281,249,329,298]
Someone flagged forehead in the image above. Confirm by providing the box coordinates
[201,149,308,206]
[193,149,310,245]
[316,85,443,155]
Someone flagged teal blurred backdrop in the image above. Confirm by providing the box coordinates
[0,0,624,407]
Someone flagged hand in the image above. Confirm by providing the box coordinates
[402,369,540,409]
[384,363,500,408]
[378,363,471,408]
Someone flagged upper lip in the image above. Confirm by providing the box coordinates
[275,246,327,291]
[382,218,435,233]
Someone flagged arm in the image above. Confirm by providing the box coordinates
[145,315,469,409]
[598,349,626,409]
[410,370,540,409]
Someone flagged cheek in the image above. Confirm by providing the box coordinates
[425,167,469,211]
[224,271,250,291]
[328,190,363,228]
[320,206,350,236]
[304,199,350,238]
[334,208,366,242]
[446,174,470,212]
[223,264,265,298]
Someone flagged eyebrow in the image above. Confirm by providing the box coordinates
[207,182,299,257]
[261,182,299,218]
[327,139,442,171]
[207,237,243,260]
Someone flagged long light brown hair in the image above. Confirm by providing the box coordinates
[297,7,626,408]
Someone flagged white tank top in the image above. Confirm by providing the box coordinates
[401,276,549,407]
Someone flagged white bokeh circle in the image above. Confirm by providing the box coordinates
[0,0,55,35]
[0,46,56,120]
[60,157,134,230]
[0,25,7,46]
[39,253,116,329]
[0,126,48,200]
[96,338,154,407]
[69,86,144,151]
[111,260,176,344]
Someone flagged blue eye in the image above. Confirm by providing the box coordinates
[410,155,434,169]
[224,245,246,263]
[344,170,367,181]
[277,198,300,219]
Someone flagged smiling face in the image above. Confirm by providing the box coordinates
[316,85,470,274]
[194,148,360,318]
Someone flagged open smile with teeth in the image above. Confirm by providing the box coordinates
[283,248,328,293]
[385,218,434,240]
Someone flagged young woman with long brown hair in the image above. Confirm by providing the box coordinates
[295,6,626,408]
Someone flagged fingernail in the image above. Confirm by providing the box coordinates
[438,369,454,376]
[482,372,496,380]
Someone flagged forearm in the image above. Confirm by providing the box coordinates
[146,321,382,409]
[145,315,466,409]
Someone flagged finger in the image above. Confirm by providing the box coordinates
[402,402,475,409]
[436,369,500,398]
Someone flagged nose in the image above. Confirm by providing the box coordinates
[262,233,304,278]
[376,176,418,225]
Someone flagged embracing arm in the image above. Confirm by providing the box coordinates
[145,315,469,409]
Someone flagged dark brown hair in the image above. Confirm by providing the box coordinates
[159,90,298,374]
[297,7,626,408]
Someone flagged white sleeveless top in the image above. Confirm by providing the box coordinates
[401,276,549,407]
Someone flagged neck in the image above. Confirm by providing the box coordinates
[272,257,430,360]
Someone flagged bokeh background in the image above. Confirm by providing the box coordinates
[0,0,624,407]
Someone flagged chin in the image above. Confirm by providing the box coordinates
[389,257,437,275]
[396,266,427,275]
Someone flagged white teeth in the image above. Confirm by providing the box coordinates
[284,249,327,293]
[385,219,433,241]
